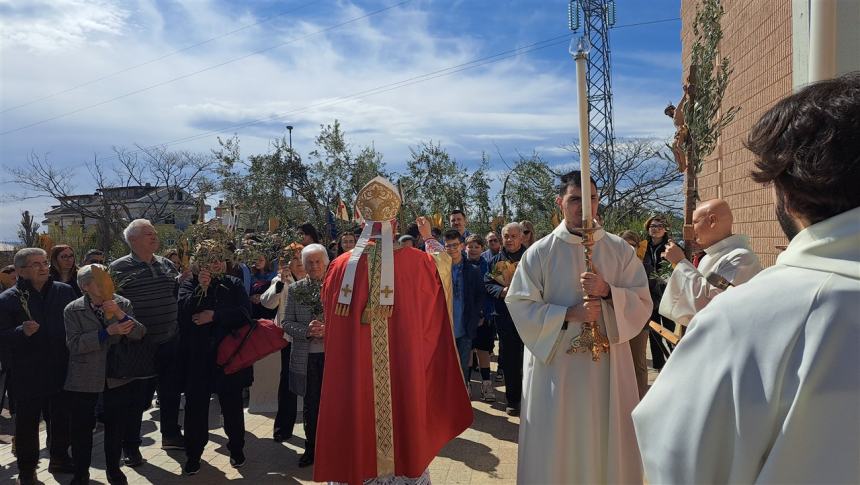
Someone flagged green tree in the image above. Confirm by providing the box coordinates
[17,210,40,247]
[398,141,468,223]
[501,153,558,236]
[308,120,387,234]
[214,133,322,233]
[466,153,494,236]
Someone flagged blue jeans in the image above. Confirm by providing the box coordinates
[455,336,473,384]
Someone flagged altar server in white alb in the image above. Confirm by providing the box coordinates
[633,72,860,484]
[505,171,652,484]
[658,198,762,328]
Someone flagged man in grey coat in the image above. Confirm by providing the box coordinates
[64,264,146,485]
[283,244,329,468]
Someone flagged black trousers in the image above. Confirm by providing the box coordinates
[66,383,130,477]
[302,353,325,451]
[14,391,71,474]
[121,379,152,454]
[496,319,524,407]
[648,311,675,369]
[274,345,297,438]
[123,337,184,452]
[184,387,245,461]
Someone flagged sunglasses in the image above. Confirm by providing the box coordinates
[523,230,531,235]
[649,224,666,229]
[1,269,15,274]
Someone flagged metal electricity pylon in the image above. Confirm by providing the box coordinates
[568,0,617,191]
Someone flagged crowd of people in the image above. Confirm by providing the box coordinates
[0,72,857,485]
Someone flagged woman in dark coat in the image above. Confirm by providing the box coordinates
[177,252,254,475]
[641,215,676,370]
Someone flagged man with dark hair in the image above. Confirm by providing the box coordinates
[505,170,652,483]
[0,248,77,483]
[633,72,860,484]
[448,209,471,242]
[82,249,105,265]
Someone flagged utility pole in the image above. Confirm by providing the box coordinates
[568,0,617,200]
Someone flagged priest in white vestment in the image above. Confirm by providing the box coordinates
[633,73,860,484]
[505,171,652,484]
[659,198,762,328]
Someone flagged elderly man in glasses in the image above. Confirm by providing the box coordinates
[0,248,78,483]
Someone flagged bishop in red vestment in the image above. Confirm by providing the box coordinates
[313,177,472,485]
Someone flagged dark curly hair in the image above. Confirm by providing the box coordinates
[746,71,860,224]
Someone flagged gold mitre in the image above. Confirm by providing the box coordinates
[355,176,401,221]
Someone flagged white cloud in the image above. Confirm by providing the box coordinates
[0,1,678,239]
[0,0,129,53]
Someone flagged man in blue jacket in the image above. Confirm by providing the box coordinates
[0,248,77,484]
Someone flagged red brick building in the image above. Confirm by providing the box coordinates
[680,0,859,266]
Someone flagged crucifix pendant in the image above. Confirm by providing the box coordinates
[567,322,610,361]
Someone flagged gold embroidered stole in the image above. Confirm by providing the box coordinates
[367,243,395,476]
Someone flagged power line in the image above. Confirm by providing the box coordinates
[93,34,574,163]
[611,17,680,29]
[0,0,413,136]
[0,0,324,115]
[48,17,684,160]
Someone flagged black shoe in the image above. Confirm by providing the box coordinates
[122,449,144,468]
[183,460,201,476]
[229,452,246,468]
[70,474,90,485]
[16,471,37,485]
[106,469,128,485]
[297,451,314,468]
[505,405,520,416]
[161,435,185,450]
[48,457,76,474]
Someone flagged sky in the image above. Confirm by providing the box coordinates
[0,0,682,241]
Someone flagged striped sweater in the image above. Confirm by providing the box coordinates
[110,253,179,345]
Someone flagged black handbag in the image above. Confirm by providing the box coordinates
[107,337,157,379]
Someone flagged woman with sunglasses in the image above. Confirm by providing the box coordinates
[49,245,82,297]
[642,216,675,370]
[519,220,536,248]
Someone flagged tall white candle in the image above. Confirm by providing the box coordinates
[574,47,592,228]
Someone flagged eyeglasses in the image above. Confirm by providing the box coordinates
[89,259,106,265]
[59,253,75,260]
[27,261,50,269]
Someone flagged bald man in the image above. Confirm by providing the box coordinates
[658,199,762,329]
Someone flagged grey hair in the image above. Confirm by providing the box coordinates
[301,243,330,266]
[502,222,524,235]
[14,248,47,269]
[123,219,153,244]
[77,264,107,288]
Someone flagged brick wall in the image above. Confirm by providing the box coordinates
[681,0,793,267]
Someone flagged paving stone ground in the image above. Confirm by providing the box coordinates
[0,362,659,484]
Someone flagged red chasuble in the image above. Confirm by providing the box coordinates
[313,247,473,484]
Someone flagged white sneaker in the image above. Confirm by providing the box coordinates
[481,380,495,402]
